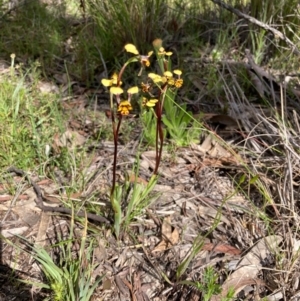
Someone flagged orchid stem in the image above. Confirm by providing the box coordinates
[111,112,122,198]
[153,95,164,175]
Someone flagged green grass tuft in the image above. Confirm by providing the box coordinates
[0,62,64,170]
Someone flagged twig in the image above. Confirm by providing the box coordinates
[6,167,111,225]
[210,0,300,56]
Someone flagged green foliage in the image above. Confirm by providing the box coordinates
[179,267,235,301]
[0,0,69,68]
[0,62,64,170]
[86,0,172,62]
[110,169,159,237]
[198,267,221,300]
[162,90,200,147]
[180,266,221,301]
[2,212,103,301]
[124,174,159,226]
[111,183,123,238]
[141,109,161,146]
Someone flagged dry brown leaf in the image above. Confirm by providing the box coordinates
[211,235,283,300]
[122,277,137,301]
[206,114,239,128]
[152,216,179,253]
[0,194,28,201]
[13,190,41,226]
[141,151,174,178]
[162,216,172,237]
[209,139,232,158]
[35,211,51,247]
[133,272,144,301]
[94,238,107,262]
[115,275,130,298]
[170,228,179,244]
[1,226,29,238]
[127,172,148,185]
[133,271,151,301]
[0,195,11,202]
[200,135,231,158]
[200,135,214,153]
[54,129,86,149]
[199,135,242,164]
[42,194,61,203]
[36,179,52,186]
[152,239,167,253]
[61,97,85,110]
[69,120,82,130]
[202,243,241,255]
[37,81,59,93]
[102,278,112,290]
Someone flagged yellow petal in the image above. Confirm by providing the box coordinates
[148,73,156,79]
[145,99,158,107]
[147,51,153,57]
[101,78,112,87]
[120,100,131,106]
[128,86,139,94]
[111,73,118,85]
[146,103,155,107]
[165,51,173,56]
[146,100,157,107]
[124,44,139,55]
[167,78,175,86]
[160,76,167,84]
[175,79,183,88]
[164,71,173,77]
[148,73,160,80]
[173,69,182,76]
[110,86,124,95]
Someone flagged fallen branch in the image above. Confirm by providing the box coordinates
[6,167,111,225]
[210,0,300,56]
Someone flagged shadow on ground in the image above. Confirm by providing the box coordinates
[0,227,45,301]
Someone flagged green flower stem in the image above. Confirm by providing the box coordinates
[154,103,163,175]
[111,115,122,197]
[110,111,117,197]
[155,116,164,175]
[110,106,123,237]
[153,85,167,175]
[154,106,161,175]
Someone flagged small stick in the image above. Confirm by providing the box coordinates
[211,0,300,55]
[6,167,111,225]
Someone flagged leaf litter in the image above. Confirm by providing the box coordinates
[0,48,300,301]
